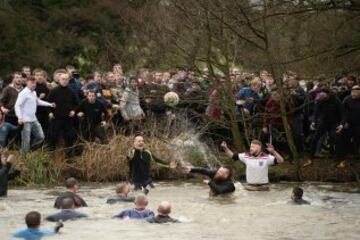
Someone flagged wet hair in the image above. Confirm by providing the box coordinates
[158,201,171,215]
[25,211,41,228]
[65,177,78,189]
[251,139,262,147]
[221,165,233,179]
[61,198,75,209]
[134,194,148,206]
[115,183,129,194]
[292,187,304,199]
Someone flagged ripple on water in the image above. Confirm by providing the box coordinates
[1,182,360,240]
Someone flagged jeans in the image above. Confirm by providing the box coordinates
[310,123,341,160]
[21,121,44,153]
[0,122,17,147]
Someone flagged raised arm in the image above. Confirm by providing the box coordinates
[220,141,235,159]
[266,144,284,164]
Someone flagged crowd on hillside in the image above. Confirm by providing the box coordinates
[0,64,359,166]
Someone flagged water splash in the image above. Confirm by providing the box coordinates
[169,131,221,168]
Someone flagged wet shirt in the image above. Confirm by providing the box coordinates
[128,149,168,183]
[113,208,155,219]
[234,153,276,184]
[13,228,55,240]
[0,162,20,196]
[290,198,310,205]
[147,215,180,224]
[46,209,88,222]
[106,195,135,204]
[190,167,235,195]
[54,191,88,209]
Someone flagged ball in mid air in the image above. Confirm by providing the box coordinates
[164,91,180,107]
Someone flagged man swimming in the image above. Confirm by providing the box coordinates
[147,201,179,223]
[13,211,63,239]
[113,194,154,220]
[54,177,87,208]
[291,187,310,205]
[47,198,88,222]
[184,165,235,196]
[107,182,135,204]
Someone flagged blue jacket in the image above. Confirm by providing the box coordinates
[236,87,260,114]
[13,228,55,240]
[113,208,154,219]
[68,78,83,102]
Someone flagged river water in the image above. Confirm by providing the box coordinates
[1,182,360,240]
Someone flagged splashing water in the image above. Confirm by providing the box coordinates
[169,131,222,168]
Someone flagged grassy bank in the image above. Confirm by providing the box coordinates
[9,134,360,186]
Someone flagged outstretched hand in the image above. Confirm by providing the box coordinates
[54,221,64,233]
[266,143,275,154]
[169,159,178,169]
[220,141,228,149]
[203,179,210,184]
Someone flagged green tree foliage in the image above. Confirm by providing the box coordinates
[0,0,135,78]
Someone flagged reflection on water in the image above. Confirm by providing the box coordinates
[1,182,360,240]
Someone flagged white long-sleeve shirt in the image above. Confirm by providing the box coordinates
[15,87,52,122]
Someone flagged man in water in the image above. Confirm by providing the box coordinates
[113,194,154,220]
[13,211,63,239]
[107,182,135,204]
[221,140,284,191]
[128,135,177,193]
[291,187,310,205]
[47,198,88,222]
[0,152,20,197]
[147,201,179,223]
[184,165,235,196]
[54,177,87,209]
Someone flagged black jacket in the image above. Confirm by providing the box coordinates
[46,209,88,222]
[54,191,88,209]
[0,162,20,196]
[35,82,50,115]
[128,149,168,183]
[342,96,360,127]
[76,99,108,127]
[190,167,235,195]
[147,215,179,223]
[47,85,78,119]
[314,96,343,126]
